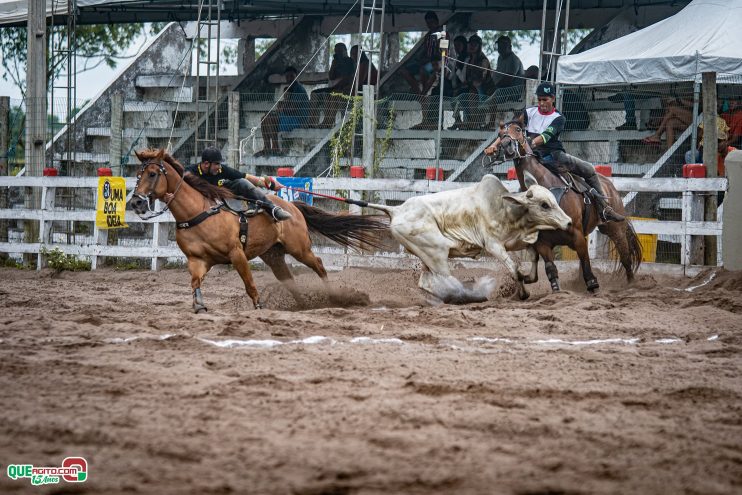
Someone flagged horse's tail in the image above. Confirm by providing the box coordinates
[611,218,643,280]
[293,202,388,252]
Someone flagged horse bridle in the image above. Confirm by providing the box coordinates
[482,123,534,169]
[132,159,185,219]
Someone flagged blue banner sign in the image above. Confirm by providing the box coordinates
[276,177,313,205]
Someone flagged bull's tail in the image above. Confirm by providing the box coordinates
[364,203,396,219]
[293,202,388,252]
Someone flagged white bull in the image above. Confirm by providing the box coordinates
[367,174,572,303]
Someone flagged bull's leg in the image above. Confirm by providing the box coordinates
[188,258,210,313]
[229,248,263,309]
[572,232,599,292]
[521,246,539,284]
[393,229,467,303]
[485,240,528,300]
[536,243,560,292]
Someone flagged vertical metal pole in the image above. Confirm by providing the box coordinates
[375,0,386,90]
[691,80,700,161]
[538,0,548,81]
[562,0,570,56]
[435,28,446,172]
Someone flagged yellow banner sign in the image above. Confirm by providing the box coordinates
[96,177,128,229]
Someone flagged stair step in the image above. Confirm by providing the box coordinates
[86,127,190,138]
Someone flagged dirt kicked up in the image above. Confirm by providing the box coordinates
[0,265,740,495]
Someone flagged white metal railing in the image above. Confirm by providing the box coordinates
[0,176,727,272]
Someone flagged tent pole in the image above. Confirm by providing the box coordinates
[538,0,547,80]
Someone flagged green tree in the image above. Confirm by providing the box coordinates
[0,24,145,97]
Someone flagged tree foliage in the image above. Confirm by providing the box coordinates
[0,24,146,97]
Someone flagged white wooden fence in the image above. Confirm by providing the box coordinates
[0,176,727,274]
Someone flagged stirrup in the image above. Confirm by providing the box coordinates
[600,206,625,223]
[270,206,292,221]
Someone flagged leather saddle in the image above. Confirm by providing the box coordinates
[534,156,593,204]
[218,198,263,217]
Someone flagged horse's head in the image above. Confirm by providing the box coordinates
[129,149,169,217]
[499,121,527,160]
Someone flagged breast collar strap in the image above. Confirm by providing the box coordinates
[176,205,223,229]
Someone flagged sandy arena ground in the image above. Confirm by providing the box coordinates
[0,263,741,494]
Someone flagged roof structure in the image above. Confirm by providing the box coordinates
[0,0,689,26]
[557,0,742,85]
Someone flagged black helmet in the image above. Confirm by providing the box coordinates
[536,82,556,97]
[201,146,223,163]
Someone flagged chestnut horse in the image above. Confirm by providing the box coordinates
[497,123,642,292]
[129,149,387,312]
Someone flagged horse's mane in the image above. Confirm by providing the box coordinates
[136,149,235,201]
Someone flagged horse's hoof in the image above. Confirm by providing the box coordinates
[550,280,561,292]
[254,303,263,310]
[194,305,207,314]
[586,278,600,293]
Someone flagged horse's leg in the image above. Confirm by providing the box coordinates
[188,258,210,313]
[536,242,560,292]
[572,230,599,292]
[259,244,307,308]
[522,246,539,284]
[229,248,262,309]
[485,239,529,300]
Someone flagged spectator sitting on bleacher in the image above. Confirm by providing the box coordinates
[684,116,734,176]
[722,99,742,148]
[411,52,446,130]
[451,34,491,130]
[399,11,442,95]
[478,36,525,129]
[350,45,378,91]
[255,66,309,157]
[311,43,355,128]
[447,35,470,129]
[641,96,694,148]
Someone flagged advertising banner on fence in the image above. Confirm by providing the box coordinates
[96,177,128,229]
[276,177,313,205]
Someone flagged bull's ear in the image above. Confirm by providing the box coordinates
[502,193,527,206]
[523,171,538,189]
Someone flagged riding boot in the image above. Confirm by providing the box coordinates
[585,174,625,223]
[233,179,292,221]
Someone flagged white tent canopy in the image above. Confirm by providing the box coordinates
[557,0,742,85]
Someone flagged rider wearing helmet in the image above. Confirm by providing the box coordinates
[181,147,292,221]
[485,81,624,223]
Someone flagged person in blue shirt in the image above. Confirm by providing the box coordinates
[485,82,624,222]
[255,66,309,157]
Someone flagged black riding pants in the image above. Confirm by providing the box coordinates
[223,179,271,204]
[547,150,607,197]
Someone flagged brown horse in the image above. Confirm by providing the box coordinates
[497,123,642,292]
[128,149,387,312]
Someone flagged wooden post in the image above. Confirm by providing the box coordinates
[151,207,169,271]
[381,32,400,73]
[362,85,375,177]
[37,183,56,268]
[702,72,717,265]
[0,96,9,249]
[722,150,742,269]
[228,91,240,167]
[110,92,124,175]
[25,0,46,266]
